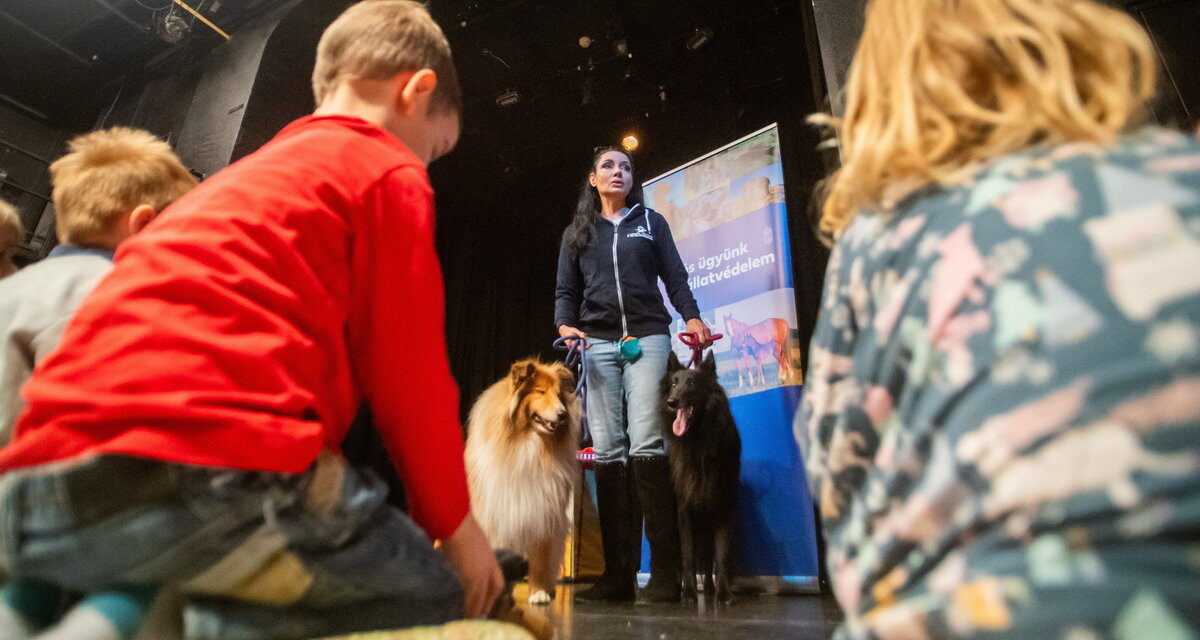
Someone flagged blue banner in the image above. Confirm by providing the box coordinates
[643,124,818,580]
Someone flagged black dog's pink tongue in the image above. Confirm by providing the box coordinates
[673,408,693,436]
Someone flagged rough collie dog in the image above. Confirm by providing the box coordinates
[466,359,580,604]
[662,350,742,604]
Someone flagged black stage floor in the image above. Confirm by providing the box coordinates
[513,583,843,639]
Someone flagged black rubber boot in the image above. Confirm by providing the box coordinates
[576,461,640,602]
[631,455,682,603]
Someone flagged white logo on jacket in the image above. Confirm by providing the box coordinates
[627,225,654,241]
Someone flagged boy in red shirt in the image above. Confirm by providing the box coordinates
[0,2,501,638]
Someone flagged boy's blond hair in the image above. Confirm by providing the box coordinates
[49,127,196,248]
[312,0,461,114]
[0,199,21,277]
[815,0,1156,240]
[0,198,19,240]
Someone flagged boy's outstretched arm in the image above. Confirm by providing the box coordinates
[441,513,505,618]
[349,166,501,617]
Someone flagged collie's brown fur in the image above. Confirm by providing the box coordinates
[465,359,580,604]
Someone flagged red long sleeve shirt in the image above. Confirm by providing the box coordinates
[1,115,470,540]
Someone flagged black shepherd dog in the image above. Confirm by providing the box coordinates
[662,350,742,604]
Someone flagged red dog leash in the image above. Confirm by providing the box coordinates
[678,331,723,368]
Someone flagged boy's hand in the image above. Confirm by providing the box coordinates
[441,514,503,618]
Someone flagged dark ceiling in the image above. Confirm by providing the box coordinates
[0,0,814,152]
[0,0,291,127]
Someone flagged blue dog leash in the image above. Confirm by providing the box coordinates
[553,335,590,444]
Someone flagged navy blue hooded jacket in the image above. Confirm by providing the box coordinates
[554,204,701,341]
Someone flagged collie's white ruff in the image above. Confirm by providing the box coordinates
[465,366,580,604]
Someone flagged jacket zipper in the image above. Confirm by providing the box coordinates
[611,209,632,338]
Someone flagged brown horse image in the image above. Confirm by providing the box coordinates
[723,315,798,388]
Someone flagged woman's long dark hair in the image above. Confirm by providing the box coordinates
[563,146,645,254]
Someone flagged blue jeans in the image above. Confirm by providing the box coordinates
[585,333,671,463]
[0,454,462,640]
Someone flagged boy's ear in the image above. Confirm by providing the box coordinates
[395,69,438,117]
[128,204,158,235]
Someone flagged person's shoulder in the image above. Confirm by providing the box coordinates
[260,115,425,184]
[1,254,110,288]
[642,206,670,231]
[0,255,111,317]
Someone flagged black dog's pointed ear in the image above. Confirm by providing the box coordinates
[510,360,537,386]
[702,350,716,374]
[668,351,684,372]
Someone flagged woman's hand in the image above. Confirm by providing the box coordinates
[558,325,591,348]
[686,318,713,347]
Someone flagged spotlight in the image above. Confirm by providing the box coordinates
[685,27,714,52]
[614,39,628,57]
[495,89,521,107]
[155,11,191,43]
[621,135,639,152]
[579,36,593,48]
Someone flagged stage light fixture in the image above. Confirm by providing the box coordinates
[155,11,191,43]
[685,27,714,52]
[579,36,593,48]
[495,89,521,107]
[622,135,639,152]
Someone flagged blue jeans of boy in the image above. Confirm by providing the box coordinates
[0,453,462,640]
[585,333,671,463]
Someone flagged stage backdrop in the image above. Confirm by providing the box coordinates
[643,124,819,585]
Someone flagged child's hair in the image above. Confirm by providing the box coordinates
[49,127,196,248]
[312,0,462,115]
[815,0,1157,240]
[0,199,20,247]
[0,199,22,273]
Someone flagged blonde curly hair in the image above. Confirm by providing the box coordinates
[49,127,195,247]
[816,0,1157,240]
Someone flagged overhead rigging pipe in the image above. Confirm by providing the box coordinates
[171,0,231,39]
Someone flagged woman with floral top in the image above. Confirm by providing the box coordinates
[796,1,1200,638]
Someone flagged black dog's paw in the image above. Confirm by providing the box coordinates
[681,587,698,603]
[716,589,735,606]
[495,549,529,582]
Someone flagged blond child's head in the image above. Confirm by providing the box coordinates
[0,199,22,278]
[49,127,195,251]
[816,0,1157,240]
[312,0,462,164]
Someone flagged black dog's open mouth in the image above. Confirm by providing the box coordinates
[672,407,694,437]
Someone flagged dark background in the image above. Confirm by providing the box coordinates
[1,0,1197,418]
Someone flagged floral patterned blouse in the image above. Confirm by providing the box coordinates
[797,128,1200,640]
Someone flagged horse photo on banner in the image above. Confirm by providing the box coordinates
[644,124,819,585]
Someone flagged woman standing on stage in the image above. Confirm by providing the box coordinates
[555,146,712,603]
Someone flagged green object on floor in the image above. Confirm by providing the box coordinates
[317,620,534,640]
